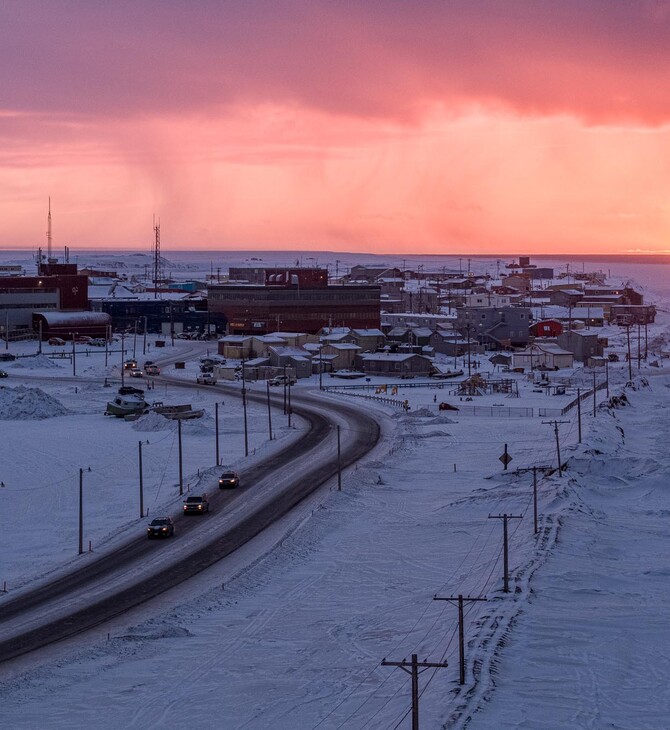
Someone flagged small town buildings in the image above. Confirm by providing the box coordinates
[512,343,575,370]
[357,352,433,377]
[455,307,531,348]
[557,331,603,362]
[320,343,361,370]
[530,319,563,338]
[610,304,656,325]
[349,328,386,352]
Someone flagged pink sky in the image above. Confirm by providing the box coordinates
[2,0,670,254]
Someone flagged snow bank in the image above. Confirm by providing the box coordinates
[0,385,69,419]
[10,354,63,370]
[131,411,214,435]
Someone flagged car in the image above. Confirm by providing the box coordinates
[48,337,66,346]
[0,370,8,378]
[75,335,93,344]
[124,359,138,370]
[129,368,144,378]
[218,471,240,489]
[0,353,16,361]
[183,494,209,514]
[118,385,144,396]
[145,364,160,376]
[269,374,297,386]
[196,372,217,385]
[147,517,174,539]
[88,338,106,347]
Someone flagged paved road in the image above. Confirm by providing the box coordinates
[0,370,381,664]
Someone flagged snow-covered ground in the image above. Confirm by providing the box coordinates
[0,254,669,729]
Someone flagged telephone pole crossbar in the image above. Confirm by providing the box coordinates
[381,654,448,730]
[433,594,486,685]
[488,514,523,592]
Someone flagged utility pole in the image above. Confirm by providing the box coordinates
[337,424,342,491]
[78,467,84,555]
[283,364,288,414]
[133,319,138,359]
[626,324,632,381]
[488,513,523,592]
[592,370,597,417]
[215,402,221,465]
[319,346,323,390]
[121,333,126,387]
[605,359,609,398]
[644,320,648,360]
[177,418,183,495]
[576,387,582,443]
[466,324,472,377]
[266,382,273,440]
[138,440,144,518]
[514,465,551,534]
[143,315,148,355]
[71,333,77,376]
[241,360,249,457]
[104,326,109,367]
[637,321,641,370]
[542,420,569,476]
[433,595,486,684]
[381,654,448,730]
[287,378,292,428]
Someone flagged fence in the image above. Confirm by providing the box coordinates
[456,405,534,418]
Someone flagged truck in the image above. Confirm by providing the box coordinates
[196,372,217,385]
[269,374,297,387]
[183,494,209,514]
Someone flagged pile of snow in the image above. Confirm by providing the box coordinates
[0,385,69,419]
[10,354,63,370]
[131,411,173,432]
[131,410,214,435]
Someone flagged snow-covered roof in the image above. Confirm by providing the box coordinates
[351,328,385,337]
[269,346,313,359]
[219,335,252,343]
[360,353,427,362]
[327,343,361,351]
[33,310,110,325]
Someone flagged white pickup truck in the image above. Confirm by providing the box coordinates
[269,374,297,386]
[196,372,217,385]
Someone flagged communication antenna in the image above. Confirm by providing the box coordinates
[46,197,53,261]
[152,215,163,299]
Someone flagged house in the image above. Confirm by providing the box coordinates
[464,292,513,308]
[350,328,386,352]
[512,343,574,370]
[557,331,603,362]
[455,307,531,348]
[218,335,254,359]
[320,342,361,370]
[357,352,434,377]
[268,346,313,378]
[530,319,563,338]
[548,289,584,307]
[609,304,656,325]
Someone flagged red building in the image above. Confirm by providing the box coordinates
[530,319,563,337]
[209,269,380,334]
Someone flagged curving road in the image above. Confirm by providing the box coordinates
[0,369,381,664]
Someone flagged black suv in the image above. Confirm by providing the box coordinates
[147,517,175,538]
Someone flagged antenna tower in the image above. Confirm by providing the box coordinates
[47,197,53,261]
[152,216,163,299]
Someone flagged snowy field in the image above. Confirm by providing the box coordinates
[0,251,669,729]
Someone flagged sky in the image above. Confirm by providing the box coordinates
[2,0,670,254]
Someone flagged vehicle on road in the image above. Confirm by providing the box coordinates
[147,517,175,538]
[129,367,143,378]
[218,471,240,489]
[183,495,209,514]
[124,359,138,370]
[196,372,217,385]
[145,364,160,376]
[48,337,66,346]
[0,370,8,378]
[269,374,296,386]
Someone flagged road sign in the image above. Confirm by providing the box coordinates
[499,451,512,466]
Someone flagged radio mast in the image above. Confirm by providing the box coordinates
[152,216,163,298]
[47,197,53,261]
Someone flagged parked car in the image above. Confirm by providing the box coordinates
[183,494,209,515]
[269,374,296,386]
[75,335,93,344]
[145,364,160,376]
[196,372,217,385]
[88,338,106,347]
[118,385,145,396]
[147,517,174,539]
[0,353,16,361]
[0,370,8,378]
[129,368,144,378]
[218,471,240,489]
[48,337,66,346]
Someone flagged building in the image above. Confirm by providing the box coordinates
[557,331,603,362]
[455,307,531,348]
[609,304,656,325]
[512,343,574,370]
[32,310,111,340]
[357,352,433,377]
[530,319,564,338]
[209,270,380,335]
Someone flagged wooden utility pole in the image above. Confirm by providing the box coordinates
[433,595,486,684]
[488,513,522,592]
[513,465,551,534]
[626,324,632,380]
[121,333,126,387]
[542,420,569,476]
[337,424,342,491]
[637,321,641,369]
[287,379,292,428]
[605,359,609,398]
[592,370,597,417]
[381,654,448,730]
[576,387,582,443]
[78,468,84,555]
[241,360,249,457]
[138,440,144,518]
[177,418,183,495]
[266,382,273,440]
[215,402,221,466]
